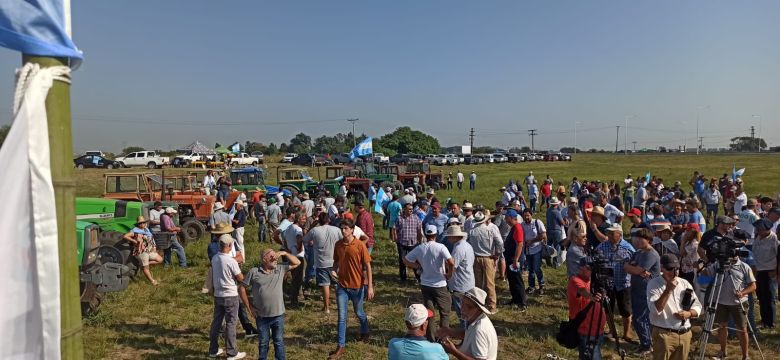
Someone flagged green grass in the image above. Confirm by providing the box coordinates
[78,154,780,359]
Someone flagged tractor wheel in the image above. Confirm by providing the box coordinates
[392,181,404,192]
[431,182,441,190]
[181,219,206,243]
[80,282,103,317]
[352,191,366,204]
[117,162,125,168]
[106,164,114,169]
[98,231,139,278]
[77,164,84,170]
[147,162,157,169]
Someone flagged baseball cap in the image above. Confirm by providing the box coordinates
[753,218,774,232]
[404,304,433,327]
[424,225,438,236]
[606,223,623,233]
[447,217,462,225]
[505,209,519,218]
[661,254,680,269]
[626,208,642,218]
[717,215,736,225]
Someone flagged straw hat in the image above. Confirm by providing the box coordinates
[445,225,467,238]
[211,222,235,234]
[473,211,487,224]
[213,202,225,211]
[458,287,494,315]
[135,216,149,226]
[587,206,606,218]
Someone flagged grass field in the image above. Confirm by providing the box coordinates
[78,153,780,359]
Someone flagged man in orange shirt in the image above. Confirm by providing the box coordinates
[567,258,607,360]
[328,219,375,360]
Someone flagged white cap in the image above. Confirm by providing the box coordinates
[427,188,435,195]
[424,224,438,236]
[165,207,177,214]
[404,304,433,327]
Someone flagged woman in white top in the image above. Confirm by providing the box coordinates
[203,169,217,195]
[678,224,701,285]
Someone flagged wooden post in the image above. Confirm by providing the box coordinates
[22,55,84,360]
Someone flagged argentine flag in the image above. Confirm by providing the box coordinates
[350,137,373,160]
[229,142,241,154]
[374,186,386,215]
[0,0,83,62]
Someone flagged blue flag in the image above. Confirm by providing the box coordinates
[0,1,82,60]
[732,164,745,181]
[645,171,651,184]
[229,142,241,154]
[374,186,385,215]
[349,137,373,160]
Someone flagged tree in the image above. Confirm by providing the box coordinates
[279,143,288,153]
[121,146,145,154]
[730,136,767,152]
[0,124,9,149]
[267,143,278,155]
[378,126,440,154]
[559,147,579,153]
[289,133,312,154]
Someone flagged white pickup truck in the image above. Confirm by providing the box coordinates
[229,153,261,166]
[115,151,170,169]
[172,152,215,167]
[372,153,390,164]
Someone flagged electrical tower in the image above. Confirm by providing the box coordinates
[632,141,637,152]
[528,129,537,153]
[469,128,475,151]
[750,126,756,152]
[698,137,703,153]
[615,126,621,153]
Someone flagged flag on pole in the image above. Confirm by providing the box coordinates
[374,186,386,215]
[645,171,651,184]
[732,164,745,181]
[349,137,373,160]
[0,65,63,359]
[0,0,82,61]
[229,142,241,154]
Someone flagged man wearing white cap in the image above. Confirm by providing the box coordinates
[387,304,448,360]
[462,202,475,232]
[404,225,455,341]
[436,287,498,360]
[160,207,187,268]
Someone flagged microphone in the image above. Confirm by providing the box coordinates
[680,288,693,327]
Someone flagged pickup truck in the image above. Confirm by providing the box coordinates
[372,153,390,164]
[282,153,297,163]
[229,153,261,166]
[172,152,214,167]
[250,152,265,164]
[115,151,170,169]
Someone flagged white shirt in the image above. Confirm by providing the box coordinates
[203,175,216,188]
[149,208,164,232]
[470,173,476,181]
[282,224,305,257]
[624,178,632,186]
[276,192,285,207]
[302,199,315,217]
[521,219,546,255]
[603,203,624,225]
[461,314,498,360]
[501,191,513,206]
[405,241,452,288]
[211,253,242,298]
[734,193,747,215]
[457,172,464,182]
[646,276,702,330]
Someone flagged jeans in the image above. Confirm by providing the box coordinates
[526,251,545,288]
[624,196,633,210]
[578,334,604,360]
[547,230,563,267]
[288,256,305,305]
[451,294,467,329]
[631,285,652,348]
[397,243,417,281]
[457,181,463,190]
[469,181,475,190]
[530,198,537,212]
[304,244,316,283]
[218,189,229,203]
[163,239,187,266]
[238,302,257,334]
[337,285,369,347]
[257,218,267,242]
[257,315,285,360]
[757,270,776,327]
[209,296,240,357]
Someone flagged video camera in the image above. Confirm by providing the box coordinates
[708,232,749,264]
[584,252,614,293]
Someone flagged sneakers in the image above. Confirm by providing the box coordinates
[634,346,652,356]
[227,352,247,360]
[208,348,224,358]
[525,287,536,295]
[244,330,258,339]
[517,305,528,313]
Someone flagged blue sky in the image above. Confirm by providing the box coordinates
[1,1,778,153]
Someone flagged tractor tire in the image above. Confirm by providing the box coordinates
[106,163,114,169]
[352,191,366,204]
[181,219,206,243]
[392,181,404,192]
[98,231,139,279]
[80,282,103,317]
[117,162,125,168]
[147,162,157,169]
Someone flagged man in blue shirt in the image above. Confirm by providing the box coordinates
[595,223,636,343]
[387,304,448,360]
[423,203,450,244]
[545,198,565,268]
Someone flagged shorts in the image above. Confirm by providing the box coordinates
[706,204,718,213]
[609,288,632,318]
[137,251,162,267]
[316,267,334,286]
[715,304,747,327]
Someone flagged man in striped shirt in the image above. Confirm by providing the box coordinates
[392,203,423,282]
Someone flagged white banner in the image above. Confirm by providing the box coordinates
[0,64,62,360]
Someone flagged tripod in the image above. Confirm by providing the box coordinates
[696,261,764,360]
[583,288,626,360]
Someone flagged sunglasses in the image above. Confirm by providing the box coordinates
[663,266,678,272]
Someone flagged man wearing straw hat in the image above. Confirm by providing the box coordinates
[444,225,474,329]
[436,287,499,360]
[546,197,565,268]
[467,211,503,311]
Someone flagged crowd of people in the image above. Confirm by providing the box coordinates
[188,167,779,360]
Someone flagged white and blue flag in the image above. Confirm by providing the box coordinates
[229,142,241,154]
[0,0,82,61]
[349,137,373,160]
[374,187,385,215]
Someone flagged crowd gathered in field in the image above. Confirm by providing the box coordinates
[124,167,780,360]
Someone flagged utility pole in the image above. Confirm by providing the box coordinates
[698,137,704,153]
[615,126,621,153]
[750,126,756,152]
[752,115,761,152]
[347,118,359,148]
[469,128,475,151]
[632,141,637,152]
[528,129,537,153]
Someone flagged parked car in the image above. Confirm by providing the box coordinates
[507,153,524,163]
[331,153,353,164]
[444,154,460,165]
[84,150,106,157]
[430,154,449,165]
[291,153,334,167]
[493,153,508,163]
[74,155,122,169]
[543,152,559,161]
[372,153,390,164]
[114,151,169,169]
[558,152,572,161]
[229,152,261,166]
[281,153,297,163]
[482,154,495,163]
[250,152,265,164]
[528,153,541,161]
[390,153,413,165]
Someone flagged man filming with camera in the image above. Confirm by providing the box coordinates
[701,231,757,360]
[647,254,701,360]
[594,223,636,343]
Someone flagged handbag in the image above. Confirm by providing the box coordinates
[556,301,595,349]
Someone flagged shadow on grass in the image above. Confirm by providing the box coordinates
[108,322,206,359]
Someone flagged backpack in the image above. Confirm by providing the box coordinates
[556,301,595,349]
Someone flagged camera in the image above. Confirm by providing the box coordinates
[708,232,749,264]
[584,253,614,292]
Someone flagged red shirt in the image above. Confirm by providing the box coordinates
[356,209,375,248]
[541,183,552,197]
[567,276,606,337]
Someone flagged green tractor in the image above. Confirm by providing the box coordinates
[76,197,182,277]
[276,167,338,196]
[77,221,130,316]
[357,163,397,187]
